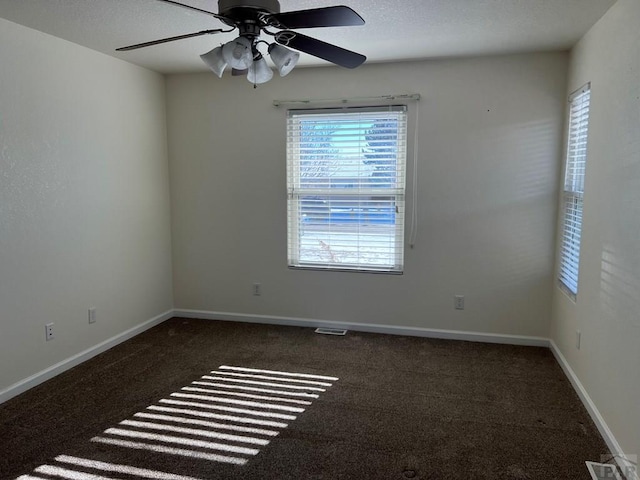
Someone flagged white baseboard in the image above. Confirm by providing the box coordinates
[0,309,174,405]
[550,340,639,480]
[173,309,550,347]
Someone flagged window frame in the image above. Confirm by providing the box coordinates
[558,83,591,298]
[286,105,408,274]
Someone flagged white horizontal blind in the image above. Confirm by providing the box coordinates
[559,84,590,295]
[287,106,407,272]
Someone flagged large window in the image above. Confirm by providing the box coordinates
[287,106,407,273]
[559,83,591,296]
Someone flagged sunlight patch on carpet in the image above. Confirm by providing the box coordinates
[119,420,271,445]
[169,392,306,412]
[145,404,289,428]
[132,412,280,436]
[91,437,249,465]
[16,365,338,478]
[48,455,203,480]
[190,380,320,398]
[200,375,327,392]
[157,398,298,420]
[180,386,313,405]
[219,365,339,381]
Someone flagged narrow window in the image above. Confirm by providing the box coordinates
[559,83,591,296]
[287,106,407,273]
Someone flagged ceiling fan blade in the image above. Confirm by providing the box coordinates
[155,0,226,21]
[275,31,366,69]
[232,68,248,76]
[116,29,225,51]
[271,6,364,29]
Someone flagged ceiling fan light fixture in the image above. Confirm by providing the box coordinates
[222,36,253,69]
[268,43,300,77]
[247,54,274,84]
[200,46,227,77]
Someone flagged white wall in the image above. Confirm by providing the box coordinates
[0,19,173,393]
[167,52,567,337]
[551,0,640,462]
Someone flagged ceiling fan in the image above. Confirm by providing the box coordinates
[117,0,367,84]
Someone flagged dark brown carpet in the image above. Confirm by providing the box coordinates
[0,317,609,479]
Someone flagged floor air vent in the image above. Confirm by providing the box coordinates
[586,461,623,480]
[315,327,348,336]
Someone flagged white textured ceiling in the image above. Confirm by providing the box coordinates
[0,0,616,74]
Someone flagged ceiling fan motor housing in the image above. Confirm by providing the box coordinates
[218,0,280,22]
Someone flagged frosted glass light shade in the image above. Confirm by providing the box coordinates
[200,46,227,78]
[222,36,253,70]
[247,56,273,84]
[268,44,299,77]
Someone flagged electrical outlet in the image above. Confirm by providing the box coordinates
[454,295,465,310]
[88,307,97,324]
[253,283,262,296]
[576,330,581,350]
[45,323,54,341]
